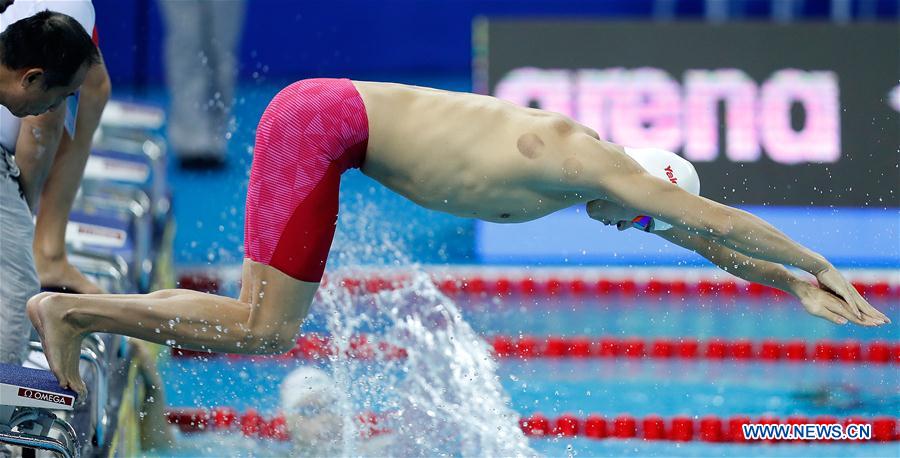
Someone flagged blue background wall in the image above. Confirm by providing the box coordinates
[93,0,898,87]
[95,0,672,86]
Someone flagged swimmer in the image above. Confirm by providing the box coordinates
[28,78,890,396]
[280,366,392,456]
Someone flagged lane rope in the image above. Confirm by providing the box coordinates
[164,408,899,443]
[177,273,900,299]
[170,334,899,365]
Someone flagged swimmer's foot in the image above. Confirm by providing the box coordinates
[26,293,89,398]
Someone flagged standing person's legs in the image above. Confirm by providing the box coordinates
[205,0,245,159]
[0,149,40,365]
[159,0,216,161]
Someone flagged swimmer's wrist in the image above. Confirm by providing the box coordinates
[797,253,830,276]
[787,278,814,299]
[811,260,833,276]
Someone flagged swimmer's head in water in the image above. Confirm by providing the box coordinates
[280,366,342,451]
[0,11,99,117]
[587,147,700,232]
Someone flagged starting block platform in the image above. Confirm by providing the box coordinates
[0,363,76,411]
[0,363,80,458]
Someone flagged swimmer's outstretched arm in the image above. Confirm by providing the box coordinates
[655,227,877,326]
[576,138,888,325]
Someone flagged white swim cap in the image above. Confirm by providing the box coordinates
[280,366,338,411]
[623,147,700,231]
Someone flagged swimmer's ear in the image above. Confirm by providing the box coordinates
[616,221,629,231]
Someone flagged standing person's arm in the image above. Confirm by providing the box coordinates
[33,55,111,293]
[14,109,66,210]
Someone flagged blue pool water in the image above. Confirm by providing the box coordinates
[156,291,898,457]
[457,295,897,341]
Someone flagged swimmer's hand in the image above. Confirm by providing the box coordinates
[796,284,856,325]
[814,267,889,326]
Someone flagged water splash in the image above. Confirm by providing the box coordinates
[316,270,533,457]
[306,195,534,456]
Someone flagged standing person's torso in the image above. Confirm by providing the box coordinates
[0,0,95,153]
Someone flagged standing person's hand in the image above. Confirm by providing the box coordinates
[35,255,105,294]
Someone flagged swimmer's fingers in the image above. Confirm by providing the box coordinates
[800,288,868,326]
[836,278,888,325]
[819,298,872,326]
[846,286,890,324]
[815,268,866,321]
[812,306,851,326]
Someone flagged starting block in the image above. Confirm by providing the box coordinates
[0,363,79,458]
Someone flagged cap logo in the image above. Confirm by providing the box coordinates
[664,165,678,184]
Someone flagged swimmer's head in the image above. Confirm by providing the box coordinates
[280,366,342,452]
[587,147,700,232]
[0,11,98,117]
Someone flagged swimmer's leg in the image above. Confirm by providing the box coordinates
[27,259,316,396]
[132,341,176,451]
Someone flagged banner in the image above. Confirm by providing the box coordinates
[475,21,899,206]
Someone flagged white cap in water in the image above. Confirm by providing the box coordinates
[280,366,338,411]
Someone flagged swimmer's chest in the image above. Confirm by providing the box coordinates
[409,173,580,224]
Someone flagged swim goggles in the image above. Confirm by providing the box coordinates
[630,215,655,232]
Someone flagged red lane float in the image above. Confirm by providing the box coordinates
[516,414,898,443]
[613,415,637,438]
[642,415,666,440]
[168,408,899,443]
[178,272,900,299]
[167,408,389,440]
[489,336,899,364]
[171,334,899,366]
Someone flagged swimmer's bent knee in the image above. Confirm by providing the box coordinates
[243,321,301,354]
[26,291,54,309]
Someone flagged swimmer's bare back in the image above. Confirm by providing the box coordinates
[355,81,609,223]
